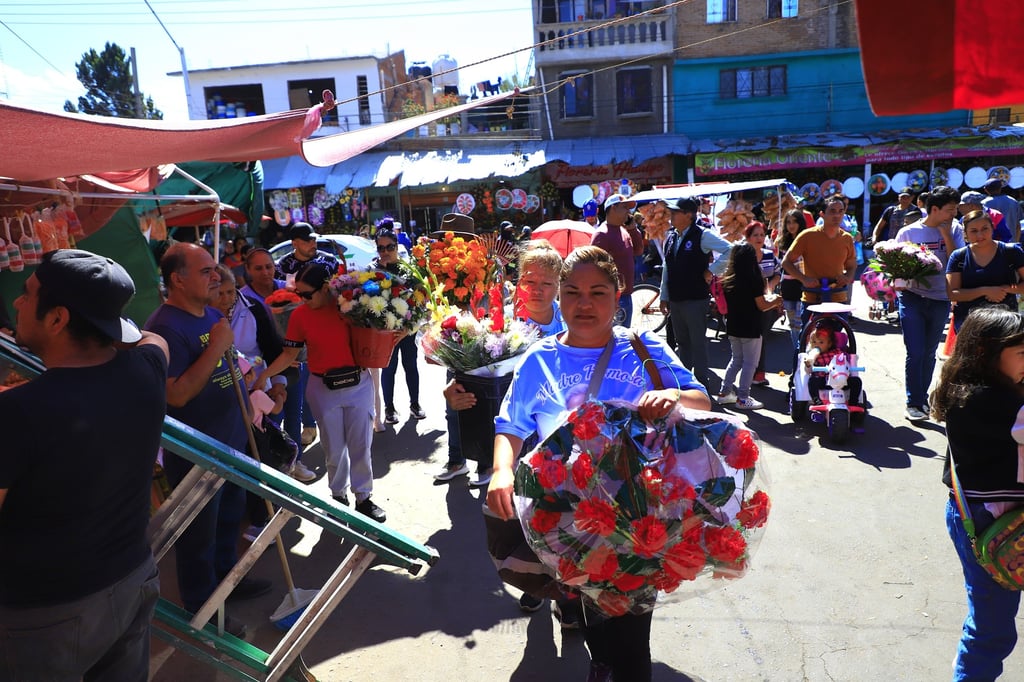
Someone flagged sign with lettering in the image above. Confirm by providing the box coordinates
[545,158,673,187]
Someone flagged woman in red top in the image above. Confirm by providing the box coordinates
[258,262,385,523]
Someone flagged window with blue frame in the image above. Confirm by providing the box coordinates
[617,67,653,115]
[719,66,786,99]
[707,0,737,23]
[766,0,798,18]
[561,72,594,118]
[539,0,663,23]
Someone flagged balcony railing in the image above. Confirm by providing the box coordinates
[536,14,673,63]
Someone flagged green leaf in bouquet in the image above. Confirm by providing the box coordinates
[612,434,649,521]
[557,527,600,561]
[535,492,577,513]
[514,464,544,499]
[545,424,577,458]
[617,554,661,576]
[695,476,737,508]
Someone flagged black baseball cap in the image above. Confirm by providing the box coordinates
[664,198,699,213]
[289,222,319,241]
[35,249,140,343]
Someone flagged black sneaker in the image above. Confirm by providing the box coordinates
[519,593,544,613]
[384,407,399,424]
[553,599,580,630]
[332,495,350,506]
[355,497,387,523]
[409,403,426,420]
[226,576,272,602]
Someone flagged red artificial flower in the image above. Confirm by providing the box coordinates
[611,572,646,592]
[582,545,619,582]
[662,540,705,581]
[537,459,568,489]
[640,467,663,500]
[660,475,696,505]
[489,285,505,332]
[681,510,703,543]
[630,515,669,558]
[376,271,386,280]
[596,590,632,617]
[703,525,747,564]
[648,569,683,593]
[723,429,759,470]
[441,315,458,331]
[528,451,545,471]
[557,556,589,586]
[736,491,771,529]
[572,453,595,490]
[574,498,618,537]
[529,508,562,534]
[568,402,605,441]
[341,290,354,300]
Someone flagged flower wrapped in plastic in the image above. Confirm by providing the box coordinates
[869,239,943,288]
[515,400,770,618]
[328,265,429,333]
[859,267,895,303]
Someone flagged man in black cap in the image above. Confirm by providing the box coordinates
[276,222,340,280]
[982,178,1022,242]
[0,249,168,680]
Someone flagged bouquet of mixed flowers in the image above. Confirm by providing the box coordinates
[410,232,497,310]
[868,239,943,288]
[515,401,770,617]
[328,265,430,333]
[419,285,541,376]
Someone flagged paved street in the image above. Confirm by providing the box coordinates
[151,285,1024,682]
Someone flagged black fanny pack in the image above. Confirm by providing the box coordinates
[321,366,362,390]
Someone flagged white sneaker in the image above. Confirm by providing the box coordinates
[289,460,317,482]
[434,463,470,481]
[905,406,928,422]
[470,469,493,487]
[716,390,737,405]
[735,396,764,410]
[300,426,318,446]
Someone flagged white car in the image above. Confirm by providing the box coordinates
[269,234,408,272]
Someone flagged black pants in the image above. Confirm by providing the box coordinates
[581,604,653,681]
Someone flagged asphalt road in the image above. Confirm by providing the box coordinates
[151,284,1024,682]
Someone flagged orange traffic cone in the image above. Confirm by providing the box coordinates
[941,313,956,359]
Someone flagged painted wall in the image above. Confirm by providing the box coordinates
[673,49,969,140]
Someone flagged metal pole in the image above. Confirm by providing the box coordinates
[130,47,143,118]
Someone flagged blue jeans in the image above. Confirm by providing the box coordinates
[898,292,950,409]
[723,336,762,400]
[382,333,420,409]
[945,498,1021,681]
[617,292,634,328]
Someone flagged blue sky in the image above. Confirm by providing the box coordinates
[0,0,534,120]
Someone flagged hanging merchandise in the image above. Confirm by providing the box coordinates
[964,167,987,189]
[842,177,865,199]
[312,187,333,209]
[799,182,821,203]
[30,211,53,255]
[287,188,303,209]
[524,194,541,213]
[930,167,949,188]
[268,191,289,211]
[988,166,1011,185]
[308,205,324,227]
[947,168,964,189]
[495,188,514,211]
[867,174,890,196]
[3,217,24,273]
[20,214,40,265]
[455,193,476,214]
[290,207,305,223]
[49,207,71,249]
[572,184,594,208]
[0,229,8,272]
[907,170,929,193]
[63,200,85,239]
[819,179,843,198]
[511,188,528,210]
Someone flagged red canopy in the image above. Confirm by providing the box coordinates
[856,0,1024,115]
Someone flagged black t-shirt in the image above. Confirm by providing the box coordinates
[723,265,764,339]
[943,384,1024,502]
[0,345,167,606]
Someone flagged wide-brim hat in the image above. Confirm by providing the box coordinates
[430,212,477,240]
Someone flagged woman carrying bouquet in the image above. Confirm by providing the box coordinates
[375,229,425,424]
[745,221,782,387]
[257,262,386,523]
[932,307,1024,681]
[487,246,709,681]
[945,209,1024,333]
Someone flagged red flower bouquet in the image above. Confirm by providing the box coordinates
[515,401,770,617]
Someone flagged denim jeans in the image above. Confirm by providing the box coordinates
[945,498,1021,681]
[617,293,634,328]
[723,336,762,400]
[382,333,420,409]
[898,291,950,409]
[782,299,803,351]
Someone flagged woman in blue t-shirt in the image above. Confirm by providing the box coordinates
[946,209,1024,332]
[488,246,709,682]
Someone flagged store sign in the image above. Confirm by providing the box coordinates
[696,135,1024,175]
[546,158,672,187]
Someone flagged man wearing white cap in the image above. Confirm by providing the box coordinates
[591,193,645,325]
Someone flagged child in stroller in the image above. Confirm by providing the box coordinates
[790,309,867,442]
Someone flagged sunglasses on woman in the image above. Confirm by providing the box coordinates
[296,288,318,300]
[377,243,397,253]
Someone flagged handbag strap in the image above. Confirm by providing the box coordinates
[585,335,618,399]
[948,448,979,541]
[628,331,664,390]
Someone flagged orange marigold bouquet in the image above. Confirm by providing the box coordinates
[410,231,499,310]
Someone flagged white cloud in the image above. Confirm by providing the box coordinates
[0,63,83,113]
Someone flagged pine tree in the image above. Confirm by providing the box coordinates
[63,42,163,119]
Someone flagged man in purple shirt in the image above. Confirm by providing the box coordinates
[591,193,645,325]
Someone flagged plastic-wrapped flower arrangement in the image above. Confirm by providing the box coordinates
[515,401,770,617]
[869,239,943,288]
[328,265,429,333]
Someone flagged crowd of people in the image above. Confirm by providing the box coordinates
[6,177,1024,680]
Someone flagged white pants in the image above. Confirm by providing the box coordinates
[305,370,375,501]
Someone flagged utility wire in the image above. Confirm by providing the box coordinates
[0,18,69,76]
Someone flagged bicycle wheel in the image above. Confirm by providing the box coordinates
[629,283,667,334]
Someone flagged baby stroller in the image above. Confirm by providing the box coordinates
[860,268,897,321]
[789,302,867,443]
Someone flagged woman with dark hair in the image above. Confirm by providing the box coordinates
[777,209,808,351]
[717,242,782,410]
[932,306,1024,681]
[488,245,709,681]
[946,209,1024,332]
[257,261,385,523]
[375,229,425,424]
[745,220,782,386]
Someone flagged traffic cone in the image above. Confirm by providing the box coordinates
[941,313,956,359]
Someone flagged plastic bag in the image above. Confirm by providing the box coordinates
[515,400,770,617]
